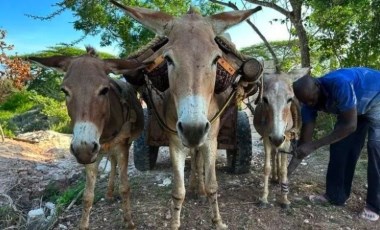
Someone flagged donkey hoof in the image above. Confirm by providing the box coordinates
[213,218,228,230]
[170,222,180,230]
[259,200,268,208]
[280,203,291,210]
[216,222,228,230]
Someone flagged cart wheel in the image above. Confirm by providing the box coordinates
[226,110,252,174]
[133,109,159,171]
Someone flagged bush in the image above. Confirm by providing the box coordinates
[0,90,36,112]
[0,90,71,136]
[27,69,65,101]
[314,112,336,139]
[0,79,16,104]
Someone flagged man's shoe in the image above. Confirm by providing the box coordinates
[360,207,379,221]
[309,194,329,205]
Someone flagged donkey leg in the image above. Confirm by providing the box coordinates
[169,140,187,230]
[188,150,206,202]
[202,141,227,229]
[188,149,198,196]
[117,144,135,229]
[271,150,278,183]
[279,153,291,209]
[260,138,272,207]
[106,153,117,200]
[196,150,206,201]
[79,159,100,230]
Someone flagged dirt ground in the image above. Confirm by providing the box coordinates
[0,116,379,230]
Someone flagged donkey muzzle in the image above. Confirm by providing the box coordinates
[70,141,100,164]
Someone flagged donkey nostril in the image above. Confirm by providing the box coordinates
[70,144,75,155]
[204,121,210,133]
[269,135,285,146]
[92,142,99,153]
[177,122,184,133]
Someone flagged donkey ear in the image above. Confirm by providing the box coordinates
[208,8,259,35]
[28,56,72,72]
[287,67,311,82]
[104,59,147,75]
[110,0,174,36]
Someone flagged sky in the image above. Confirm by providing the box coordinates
[1,0,291,57]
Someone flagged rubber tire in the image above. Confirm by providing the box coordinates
[226,110,252,174]
[133,108,159,171]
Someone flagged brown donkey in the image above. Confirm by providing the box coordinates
[111,1,259,229]
[29,47,144,229]
[253,69,308,209]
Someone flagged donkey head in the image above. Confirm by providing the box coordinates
[29,48,142,164]
[112,1,256,147]
[254,68,309,147]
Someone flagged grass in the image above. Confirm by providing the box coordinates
[0,206,24,229]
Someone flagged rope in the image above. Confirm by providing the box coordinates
[126,36,167,59]
[215,35,248,61]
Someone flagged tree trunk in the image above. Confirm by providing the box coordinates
[289,1,311,68]
[0,124,4,142]
[245,0,312,68]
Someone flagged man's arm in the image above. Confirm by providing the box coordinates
[296,108,357,158]
[299,121,315,145]
[312,107,357,149]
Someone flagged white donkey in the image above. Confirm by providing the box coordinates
[253,69,307,209]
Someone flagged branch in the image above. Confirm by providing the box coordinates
[210,0,280,72]
[58,34,87,46]
[245,0,290,17]
[210,0,239,9]
[25,6,66,21]
[65,188,84,211]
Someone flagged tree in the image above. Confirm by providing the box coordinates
[0,30,31,89]
[241,40,300,71]
[308,0,380,69]
[29,0,223,56]
[241,39,335,76]
[240,0,311,68]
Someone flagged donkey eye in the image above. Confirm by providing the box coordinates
[263,97,269,104]
[287,98,293,103]
[99,87,109,96]
[165,55,174,66]
[212,56,220,66]
[60,87,70,97]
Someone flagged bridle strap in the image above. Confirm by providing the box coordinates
[144,74,237,135]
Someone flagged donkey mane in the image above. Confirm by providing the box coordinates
[187,6,201,15]
[85,46,98,57]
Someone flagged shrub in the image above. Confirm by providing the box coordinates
[0,79,17,104]
[314,112,336,139]
[0,90,71,136]
[27,69,65,101]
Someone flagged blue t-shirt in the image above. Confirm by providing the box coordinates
[302,67,380,123]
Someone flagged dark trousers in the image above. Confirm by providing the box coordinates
[325,116,380,214]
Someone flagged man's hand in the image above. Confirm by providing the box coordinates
[294,142,316,159]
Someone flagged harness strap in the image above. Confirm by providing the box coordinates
[146,55,165,73]
[99,81,132,145]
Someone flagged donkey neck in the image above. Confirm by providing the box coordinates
[100,79,126,143]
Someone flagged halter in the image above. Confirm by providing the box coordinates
[144,74,238,135]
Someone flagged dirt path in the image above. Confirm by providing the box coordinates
[0,113,378,229]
